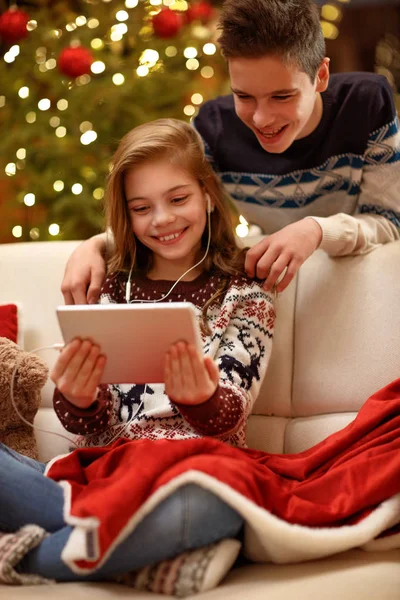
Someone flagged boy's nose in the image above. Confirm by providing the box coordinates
[252,106,275,130]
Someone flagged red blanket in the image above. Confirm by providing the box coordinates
[46,378,400,574]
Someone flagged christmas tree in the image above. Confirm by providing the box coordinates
[0,0,228,242]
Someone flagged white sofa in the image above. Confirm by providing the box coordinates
[0,239,400,600]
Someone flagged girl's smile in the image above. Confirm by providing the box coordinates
[124,159,208,280]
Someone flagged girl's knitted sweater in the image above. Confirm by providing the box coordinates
[53,269,275,448]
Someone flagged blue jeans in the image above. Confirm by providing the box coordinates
[0,442,244,582]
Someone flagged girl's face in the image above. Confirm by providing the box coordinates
[124,158,209,279]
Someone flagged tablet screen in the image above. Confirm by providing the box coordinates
[56,302,202,384]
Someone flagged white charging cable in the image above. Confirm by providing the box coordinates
[10,345,148,451]
[10,344,80,449]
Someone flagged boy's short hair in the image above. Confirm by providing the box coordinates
[218,0,326,82]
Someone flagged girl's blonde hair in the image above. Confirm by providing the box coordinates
[105,118,246,333]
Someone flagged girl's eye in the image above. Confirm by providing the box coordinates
[171,196,188,204]
[131,206,149,214]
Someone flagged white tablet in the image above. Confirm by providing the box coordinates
[56,302,203,384]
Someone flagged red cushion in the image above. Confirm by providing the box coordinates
[0,304,18,343]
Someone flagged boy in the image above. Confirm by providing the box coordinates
[61,0,400,303]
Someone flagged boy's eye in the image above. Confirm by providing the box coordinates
[273,95,292,101]
[235,94,252,100]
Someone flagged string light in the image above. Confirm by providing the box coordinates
[140,49,159,66]
[125,0,139,7]
[23,193,35,207]
[4,52,16,64]
[0,96,5,107]
[136,65,149,77]
[38,99,51,111]
[201,66,214,78]
[91,38,104,50]
[186,58,199,70]
[203,43,216,55]
[30,228,40,240]
[79,121,93,133]
[71,184,83,195]
[93,188,104,200]
[191,93,203,105]
[16,149,26,160]
[5,163,16,176]
[165,46,178,57]
[45,59,57,70]
[321,20,339,40]
[76,15,87,26]
[321,4,342,22]
[53,181,64,192]
[116,10,129,21]
[183,105,196,116]
[91,61,106,74]
[87,18,100,29]
[112,73,125,85]
[18,86,29,99]
[80,130,98,145]
[12,226,23,239]
[56,99,67,111]
[48,224,60,236]
[55,126,67,138]
[184,47,197,59]
[26,111,36,123]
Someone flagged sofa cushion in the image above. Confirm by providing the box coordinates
[292,243,400,417]
[0,303,19,344]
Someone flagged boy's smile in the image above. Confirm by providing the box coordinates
[229,54,330,153]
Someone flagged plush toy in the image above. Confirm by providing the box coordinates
[0,337,48,460]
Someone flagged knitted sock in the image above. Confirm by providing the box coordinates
[116,538,241,597]
[0,525,53,586]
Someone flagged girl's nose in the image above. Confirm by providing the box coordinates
[152,207,176,227]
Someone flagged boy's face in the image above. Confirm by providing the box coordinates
[229,54,330,154]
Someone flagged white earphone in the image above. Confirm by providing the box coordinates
[206,192,212,214]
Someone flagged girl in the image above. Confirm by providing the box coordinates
[0,119,275,595]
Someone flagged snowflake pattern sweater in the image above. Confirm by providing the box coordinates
[53,270,275,448]
[194,72,400,255]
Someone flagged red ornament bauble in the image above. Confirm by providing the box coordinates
[152,8,183,39]
[186,1,214,24]
[0,8,30,44]
[58,46,94,78]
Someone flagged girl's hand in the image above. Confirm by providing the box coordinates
[164,341,219,405]
[50,338,107,409]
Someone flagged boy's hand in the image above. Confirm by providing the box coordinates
[165,342,219,405]
[50,338,106,409]
[245,218,323,292]
[61,235,107,305]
